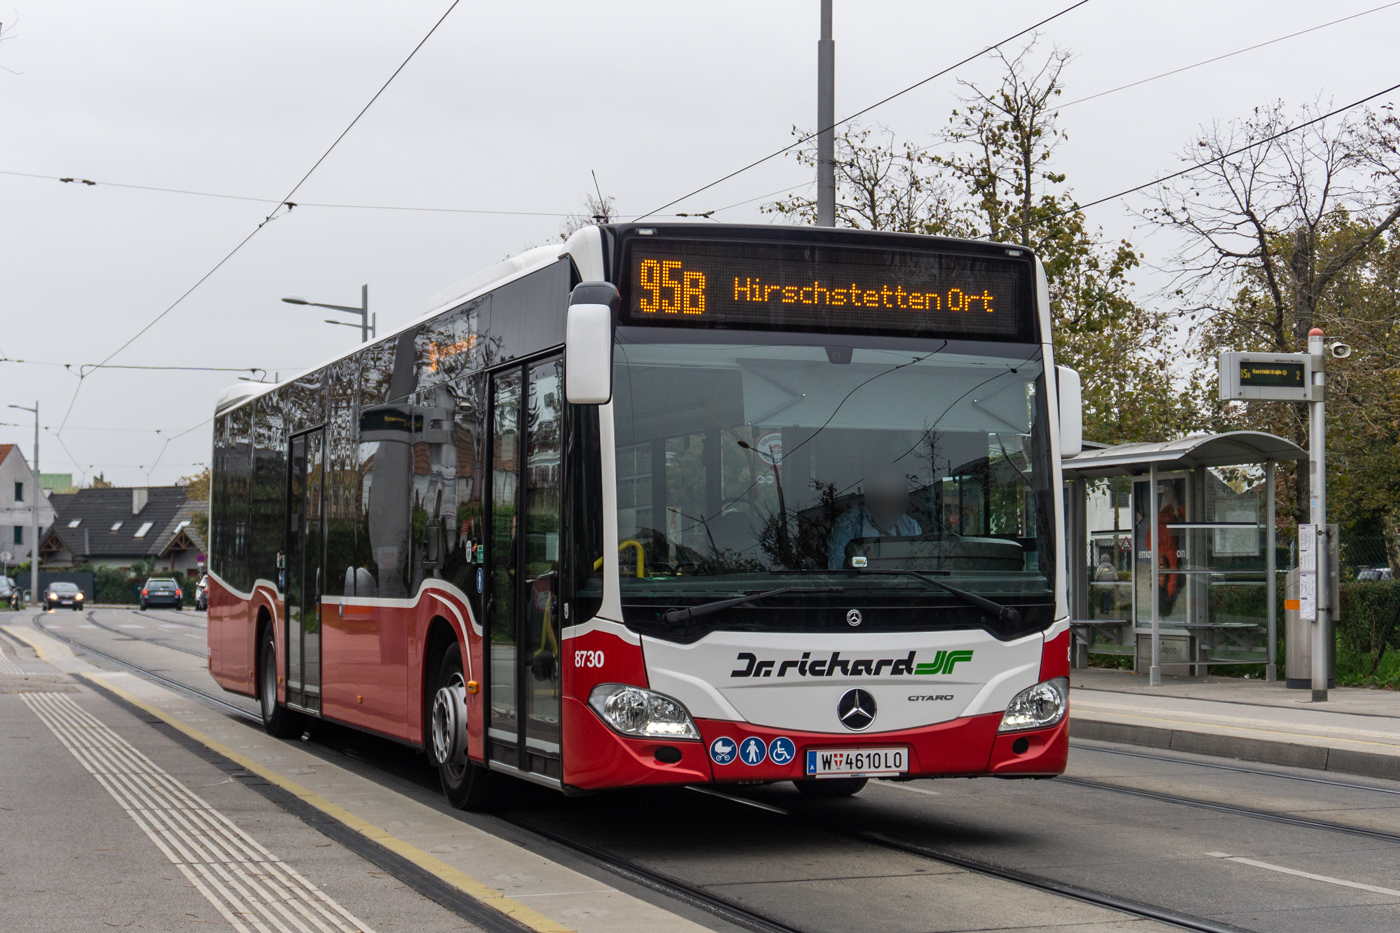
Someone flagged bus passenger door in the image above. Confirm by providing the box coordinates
[286,428,325,714]
[487,357,564,782]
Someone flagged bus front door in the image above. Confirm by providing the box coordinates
[487,357,564,782]
[285,428,325,715]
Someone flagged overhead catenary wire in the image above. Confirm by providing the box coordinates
[1005,78,1400,235]
[54,0,463,434]
[632,0,1091,221]
[1058,1,1400,110]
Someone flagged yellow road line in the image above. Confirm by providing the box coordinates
[76,672,574,933]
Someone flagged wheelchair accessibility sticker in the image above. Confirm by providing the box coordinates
[768,736,796,766]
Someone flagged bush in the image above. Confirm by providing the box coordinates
[1337,581,1400,687]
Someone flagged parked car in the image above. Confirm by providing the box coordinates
[0,577,20,610]
[194,575,208,611]
[44,581,85,611]
[1357,567,1393,581]
[141,577,183,610]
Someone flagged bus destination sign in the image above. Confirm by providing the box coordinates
[621,238,1032,339]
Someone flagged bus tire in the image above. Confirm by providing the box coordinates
[433,642,497,811]
[794,777,867,798]
[258,626,299,738]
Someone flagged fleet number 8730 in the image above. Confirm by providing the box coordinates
[575,650,605,668]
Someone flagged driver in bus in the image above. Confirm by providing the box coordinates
[827,466,923,569]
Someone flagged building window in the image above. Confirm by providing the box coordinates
[12,526,22,546]
[13,482,21,503]
[134,522,153,538]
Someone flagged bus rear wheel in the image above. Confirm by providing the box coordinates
[794,777,868,798]
[432,642,497,811]
[258,627,299,738]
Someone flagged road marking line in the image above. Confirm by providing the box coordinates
[1206,852,1400,897]
[23,691,374,933]
[874,781,942,797]
[81,673,575,933]
[0,640,21,674]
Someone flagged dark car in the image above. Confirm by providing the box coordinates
[45,581,85,611]
[1,577,22,610]
[141,577,183,611]
[194,575,208,611]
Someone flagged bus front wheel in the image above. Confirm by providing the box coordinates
[432,642,497,811]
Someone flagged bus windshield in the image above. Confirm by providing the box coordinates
[610,329,1056,636]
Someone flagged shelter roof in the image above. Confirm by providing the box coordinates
[1062,431,1306,479]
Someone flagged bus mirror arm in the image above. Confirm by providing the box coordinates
[566,282,620,405]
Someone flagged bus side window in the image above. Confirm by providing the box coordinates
[443,372,486,619]
[568,404,604,622]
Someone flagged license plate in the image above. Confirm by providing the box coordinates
[805,747,909,777]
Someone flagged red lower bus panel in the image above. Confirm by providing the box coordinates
[561,697,712,789]
[694,713,1005,784]
[987,716,1069,775]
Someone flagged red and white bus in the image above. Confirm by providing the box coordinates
[208,223,1080,808]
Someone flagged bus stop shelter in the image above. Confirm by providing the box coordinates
[1062,432,1306,684]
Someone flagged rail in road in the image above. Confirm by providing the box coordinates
[22,606,1400,933]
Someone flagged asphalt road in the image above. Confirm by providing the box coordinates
[25,605,1400,933]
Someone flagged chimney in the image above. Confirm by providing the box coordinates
[132,488,148,515]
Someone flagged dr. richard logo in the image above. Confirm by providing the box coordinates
[729,649,973,679]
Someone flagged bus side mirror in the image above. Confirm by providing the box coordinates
[1057,365,1083,458]
[566,282,620,405]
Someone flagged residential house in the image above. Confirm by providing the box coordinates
[0,444,57,567]
[40,486,195,576]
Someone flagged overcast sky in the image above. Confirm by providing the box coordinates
[2,0,1396,488]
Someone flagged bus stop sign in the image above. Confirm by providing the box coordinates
[1219,352,1313,401]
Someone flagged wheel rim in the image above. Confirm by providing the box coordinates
[431,672,467,779]
[260,641,276,720]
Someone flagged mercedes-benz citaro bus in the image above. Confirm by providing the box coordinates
[207,223,1083,809]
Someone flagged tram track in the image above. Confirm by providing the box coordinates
[30,610,1398,933]
[1056,774,1400,845]
[28,611,256,722]
[80,608,209,659]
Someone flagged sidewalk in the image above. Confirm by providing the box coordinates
[1070,666,1400,780]
[0,620,721,933]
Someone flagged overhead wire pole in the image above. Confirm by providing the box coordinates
[633,0,1090,222]
[816,0,835,226]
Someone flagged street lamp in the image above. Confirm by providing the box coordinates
[282,284,375,343]
[7,401,38,607]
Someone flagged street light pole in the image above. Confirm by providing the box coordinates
[282,285,374,342]
[8,401,38,606]
[816,0,836,227]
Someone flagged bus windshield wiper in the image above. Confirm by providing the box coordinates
[869,570,1022,624]
[661,586,845,624]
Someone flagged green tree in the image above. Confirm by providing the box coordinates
[932,42,1197,443]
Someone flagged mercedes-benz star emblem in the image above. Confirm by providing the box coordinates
[837,688,877,731]
[846,609,863,627]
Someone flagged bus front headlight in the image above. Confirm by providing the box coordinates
[998,677,1068,733]
[589,684,700,740]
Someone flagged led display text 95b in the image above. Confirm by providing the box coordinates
[622,238,1032,339]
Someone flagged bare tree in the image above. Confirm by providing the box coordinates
[1148,101,1400,523]
[935,42,1072,245]
[762,123,966,234]
[558,176,617,242]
